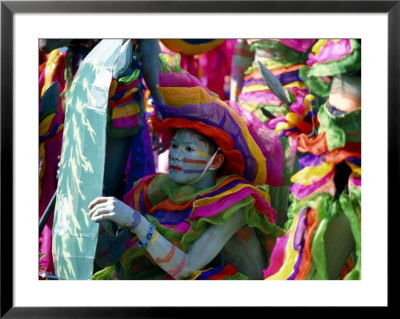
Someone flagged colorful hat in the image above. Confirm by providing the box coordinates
[148,55,284,186]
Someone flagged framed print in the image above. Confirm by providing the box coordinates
[1,0,396,317]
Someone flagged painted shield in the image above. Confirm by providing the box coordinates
[52,39,124,280]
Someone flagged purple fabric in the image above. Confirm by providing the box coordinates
[298,153,324,169]
[153,209,191,225]
[227,101,285,187]
[112,114,139,129]
[158,72,216,97]
[263,231,290,278]
[266,117,287,130]
[242,71,301,87]
[287,207,309,280]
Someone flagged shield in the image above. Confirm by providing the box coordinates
[52,39,126,280]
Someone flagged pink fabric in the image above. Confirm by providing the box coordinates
[189,187,277,223]
[266,117,288,130]
[158,72,205,89]
[39,135,63,276]
[278,39,316,52]
[239,90,282,105]
[289,87,309,116]
[349,175,361,187]
[263,232,289,278]
[112,114,139,129]
[290,168,335,200]
[307,39,353,67]
[227,101,285,187]
[39,50,67,277]
[172,221,191,234]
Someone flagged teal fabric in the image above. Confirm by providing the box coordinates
[52,40,124,279]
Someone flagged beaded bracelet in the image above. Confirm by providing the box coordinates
[138,223,156,247]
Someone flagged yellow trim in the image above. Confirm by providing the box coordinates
[39,114,56,136]
[188,268,213,280]
[265,213,302,280]
[148,230,159,247]
[290,162,335,186]
[111,102,140,119]
[41,49,63,98]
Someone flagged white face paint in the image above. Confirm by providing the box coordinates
[168,129,214,186]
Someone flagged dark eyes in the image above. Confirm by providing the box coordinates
[171,143,194,152]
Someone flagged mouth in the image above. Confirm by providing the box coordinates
[169,165,182,171]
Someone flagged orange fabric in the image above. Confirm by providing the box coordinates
[235,227,253,241]
[324,145,361,164]
[295,208,318,280]
[297,132,329,155]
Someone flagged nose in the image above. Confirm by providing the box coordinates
[169,146,183,161]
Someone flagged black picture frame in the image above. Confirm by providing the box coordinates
[1,0,396,317]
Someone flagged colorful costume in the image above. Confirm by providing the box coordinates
[264,39,361,280]
[92,54,285,280]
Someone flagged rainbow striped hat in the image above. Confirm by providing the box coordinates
[149,55,284,186]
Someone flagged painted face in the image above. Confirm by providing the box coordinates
[168,129,212,185]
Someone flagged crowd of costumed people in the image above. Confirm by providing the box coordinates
[39,38,360,280]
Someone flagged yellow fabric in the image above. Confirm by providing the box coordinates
[312,39,340,56]
[275,121,295,134]
[265,213,300,280]
[109,79,118,98]
[121,87,139,99]
[39,114,56,136]
[286,112,301,125]
[188,268,213,280]
[290,162,335,186]
[161,39,224,56]
[241,81,307,94]
[111,102,140,119]
[346,160,361,177]
[158,85,267,185]
[41,49,63,98]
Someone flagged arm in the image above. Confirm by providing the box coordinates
[137,39,164,106]
[88,197,246,279]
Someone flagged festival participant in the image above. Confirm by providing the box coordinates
[88,55,285,280]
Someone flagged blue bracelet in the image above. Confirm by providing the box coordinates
[138,223,155,247]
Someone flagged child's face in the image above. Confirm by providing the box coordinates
[168,129,212,185]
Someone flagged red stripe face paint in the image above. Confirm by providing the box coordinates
[182,158,207,165]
